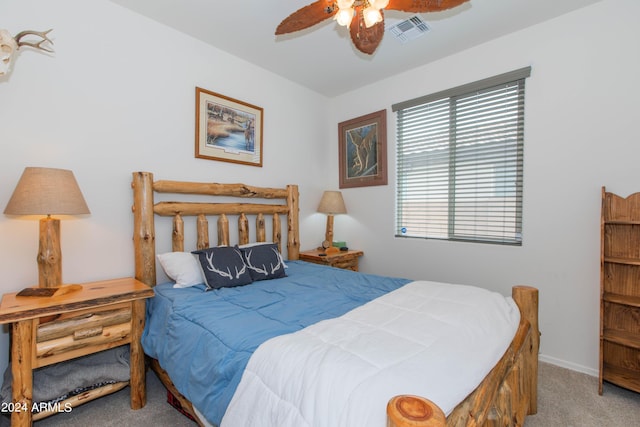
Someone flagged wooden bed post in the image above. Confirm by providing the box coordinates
[387,395,445,427]
[132,172,157,286]
[512,285,539,415]
[287,184,300,260]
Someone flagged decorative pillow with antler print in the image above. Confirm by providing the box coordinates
[238,243,287,281]
[192,246,253,290]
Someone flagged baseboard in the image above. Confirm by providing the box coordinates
[539,353,598,377]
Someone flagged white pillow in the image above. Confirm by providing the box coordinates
[157,252,204,288]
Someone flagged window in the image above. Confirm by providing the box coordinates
[393,67,531,245]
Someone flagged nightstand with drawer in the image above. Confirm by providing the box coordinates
[0,277,154,426]
[299,248,364,271]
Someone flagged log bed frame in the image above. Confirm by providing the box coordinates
[131,171,539,427]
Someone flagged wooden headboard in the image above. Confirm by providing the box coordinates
[131,171,300,287]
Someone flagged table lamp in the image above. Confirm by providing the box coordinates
[317,190,347,250]
[4,167,90,288]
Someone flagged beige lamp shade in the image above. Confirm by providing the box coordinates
[4,167,90,216]
[4,167,89,288]
[317,191,347,215]
[317,191,347,248]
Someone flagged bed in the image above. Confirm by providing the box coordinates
[131,171,539,427]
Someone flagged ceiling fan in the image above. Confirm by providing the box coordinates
[276,0,470,55]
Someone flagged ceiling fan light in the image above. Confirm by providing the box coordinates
[335,8,354,27]
[336,0,355,9]
[369,0,389,9]
[363,7,382,28]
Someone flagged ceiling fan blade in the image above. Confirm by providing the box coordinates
[276,0,336,35]
[386,0,470,13]
[349,11,385,55]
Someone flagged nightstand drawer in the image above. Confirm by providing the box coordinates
[35,302,132,367]
[330,258,358,271]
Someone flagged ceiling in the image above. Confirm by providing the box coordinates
[108,0,602,97]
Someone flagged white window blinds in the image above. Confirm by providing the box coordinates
[393,67,531,245]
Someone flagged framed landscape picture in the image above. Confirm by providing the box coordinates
[338,109,387,188]
[195,87,263,167]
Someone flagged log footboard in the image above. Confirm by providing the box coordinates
[387,286,539,427]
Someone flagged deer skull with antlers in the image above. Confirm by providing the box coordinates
[0,29,53,76]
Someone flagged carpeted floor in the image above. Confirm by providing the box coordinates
[524,362,640,427]
[0,361,636,426]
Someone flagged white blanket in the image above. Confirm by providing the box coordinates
[221,280,520,427]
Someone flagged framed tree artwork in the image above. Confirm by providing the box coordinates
[195,87,263,167]
[338,109,387,188]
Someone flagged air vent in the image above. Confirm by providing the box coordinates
[388,15,430,44]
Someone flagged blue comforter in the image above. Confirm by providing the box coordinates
[141,261,409,426]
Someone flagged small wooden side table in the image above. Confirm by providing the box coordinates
[0,277,154,426]
[299,248,364,271]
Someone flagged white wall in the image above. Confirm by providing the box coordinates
[328,0,640,375]
[0,0,330,372]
